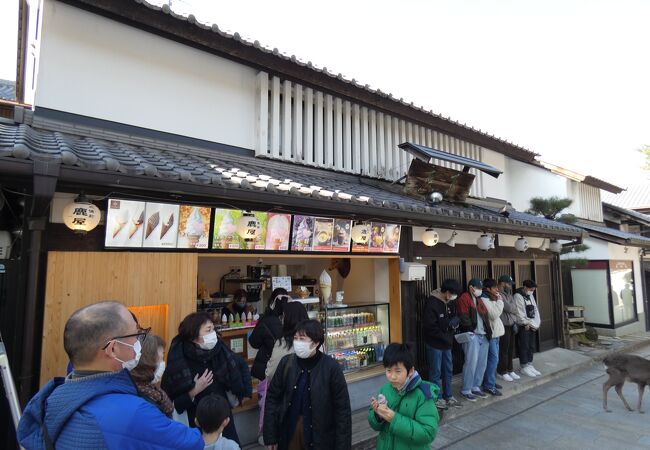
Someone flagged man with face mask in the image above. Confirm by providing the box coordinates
[263,320,352,450]
[17,301,203,450]
[423,278,462,410]
[496,275,520,382]
[456,279,492,402]
[514,280,542,378]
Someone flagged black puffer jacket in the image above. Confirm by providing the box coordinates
[263,353,352,450]
[248,314,282,380]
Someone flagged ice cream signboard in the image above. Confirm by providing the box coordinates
[352,222,401,254]
[142,202,180,248]
[105,199,147,248]
[177,205,211,249]
[211,209,269,250]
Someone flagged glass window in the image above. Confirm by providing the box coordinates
[571,269,611,325]
[610,260,636,325]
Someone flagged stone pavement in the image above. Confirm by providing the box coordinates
[437,344,650,449]
[242,332,650,450]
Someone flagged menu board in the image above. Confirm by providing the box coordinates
[291,215,315,251]
[332,219,353,252]
[211,209,270,250]
[105,199,146,248]
[177,205,211,249]
[265,213,292,251]
[352,222,401,254]
[142,202,180,248]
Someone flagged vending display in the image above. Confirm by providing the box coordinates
[322,303,389,374]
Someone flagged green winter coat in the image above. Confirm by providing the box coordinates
[367,377,440,450]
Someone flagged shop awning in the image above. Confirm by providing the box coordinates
[0,118,582,239]
[576,222,650,249]
[398,142,503,178]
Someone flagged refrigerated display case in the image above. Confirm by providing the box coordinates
[321,303,389,374]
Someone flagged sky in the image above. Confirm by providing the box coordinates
[1,0,648,188]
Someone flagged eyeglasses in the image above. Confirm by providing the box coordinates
[102,327,151,350]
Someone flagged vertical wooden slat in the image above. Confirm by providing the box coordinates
[420,126,427,147]
[324,94,334,168]
[343,100,352,171]
[369,110,378,177]
[400,120,410,174]
[352,104,361,173]
[255,71,269,156]
[334,97,343,170]
[413,124,420,145]
[315,91,324,165]
[270,76,281,158]
[426,128,433,148]
[377,112,386,178]
[384,114,393,179]
[392,118,401,178]
[388,258,403,343]
[361,107,370,176]
[407,122,414,143]
[282,79,292,160]
[292,83,303,161]
[303,87,314,165]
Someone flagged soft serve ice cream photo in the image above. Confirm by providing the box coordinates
[178,205,210,248]
[265,213,291,250]
[212,209,238,249]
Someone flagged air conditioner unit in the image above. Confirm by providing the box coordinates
[400,262,427,281]
[0,231,11,259]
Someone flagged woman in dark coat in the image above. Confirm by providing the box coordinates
[162,311,252,444]
[263,320,352,450]
[249,288,289,380]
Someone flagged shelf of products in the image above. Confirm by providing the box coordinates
[321,303,389,374]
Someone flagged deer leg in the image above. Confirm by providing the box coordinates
[603,380,614,412]
[637,384,645,413]
[615,383,633,411]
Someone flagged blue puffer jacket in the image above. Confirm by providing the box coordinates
[17,370,203,450]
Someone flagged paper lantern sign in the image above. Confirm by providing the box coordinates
[63,197,101,234]
[421,229,439,247]
[236,212,263,249]
[351,223,370,245]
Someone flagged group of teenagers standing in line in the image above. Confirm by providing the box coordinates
[424,275,542,409]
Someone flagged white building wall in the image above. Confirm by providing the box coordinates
[506,159,567,212]
[481,148,508,200]
[36,1,258,149]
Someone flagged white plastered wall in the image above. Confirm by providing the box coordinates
[36,1,257,149]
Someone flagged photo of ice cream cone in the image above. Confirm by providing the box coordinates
[272,238,282,250]
[187,234,200,248]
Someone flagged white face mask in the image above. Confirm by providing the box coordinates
[199,330,218,350]
[152,361,166,384]
[473,289,483,297]
[293,340,315,359]
[449,294,458,301]
[115,339,142,371]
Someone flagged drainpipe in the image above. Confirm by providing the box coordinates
[18,159,59,405]
[640,249,649,332]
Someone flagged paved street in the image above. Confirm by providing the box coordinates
[435,346,650,450]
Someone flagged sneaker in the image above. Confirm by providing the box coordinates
[521,366,537,377]
[495,383,503,389]
[436,398,448,410]
[509,371,521,380]
[499,373,514,382]
[446,397,462,408]
[258,436,265,446]
[529,365,542,376]
[485,387,503,396]
[461,392,478,402]
[471,389,489,399]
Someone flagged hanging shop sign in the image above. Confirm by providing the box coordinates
[212,209,275,250]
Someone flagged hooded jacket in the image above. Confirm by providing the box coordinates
[422,290,457,350]
[17,370,203,450]
[368,373,439,450]
[499,287,518,327]
[456,291,492,340]
[513,288,541,329]
[480,292,505,338]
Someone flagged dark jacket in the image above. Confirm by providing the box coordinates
[263,353,352,450]
[422,290,457,350]
[162,338,252,430]
[456,291,492,340]
[17,370,203,450]
[249,313,282,380]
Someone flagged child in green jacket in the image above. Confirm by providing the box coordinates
[368,343,440,450]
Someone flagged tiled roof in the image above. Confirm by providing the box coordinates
[576,222,650,248]
[0,79,15,101]
[0,119,581,238]
[603,183,650,211]
[603,202,650,226]
[66,0,538,163]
